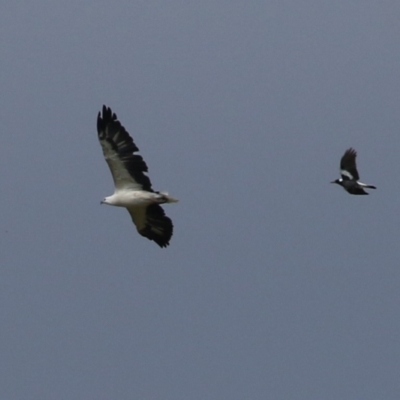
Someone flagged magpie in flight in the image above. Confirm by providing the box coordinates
[331,148,376,195]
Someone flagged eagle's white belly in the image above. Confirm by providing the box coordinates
[104,191,158,207]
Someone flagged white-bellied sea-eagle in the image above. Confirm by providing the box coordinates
[97,105,178,248]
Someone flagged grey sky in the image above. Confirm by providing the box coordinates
[1,1,400,399]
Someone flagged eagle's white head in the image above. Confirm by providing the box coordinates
[100,196,112,205]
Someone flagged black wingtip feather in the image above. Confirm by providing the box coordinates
[97,105,117,133]
[138,205,174,248]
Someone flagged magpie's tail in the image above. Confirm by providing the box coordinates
[359,181,376,190]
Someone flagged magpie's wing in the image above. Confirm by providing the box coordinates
[340,148,359,180]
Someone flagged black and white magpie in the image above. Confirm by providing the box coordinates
[331,148,376,195]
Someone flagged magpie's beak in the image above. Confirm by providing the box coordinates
[330,180,336,184]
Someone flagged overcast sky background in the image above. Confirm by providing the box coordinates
[1,1,400,399]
